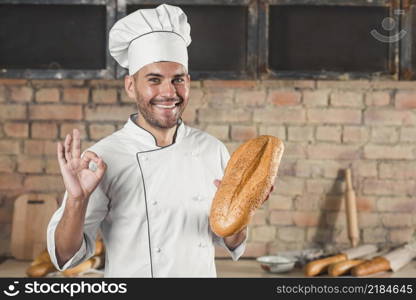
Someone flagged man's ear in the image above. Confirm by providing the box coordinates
[124,74,136,99]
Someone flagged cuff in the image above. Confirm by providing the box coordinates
[217,234,248,261]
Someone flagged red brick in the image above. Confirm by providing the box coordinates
[199,108,251,123]
[316,126,342,142]
[306,178,345,195]
[0,104,27,120]
[188,89,205,107]
[230,125,257,141]
[306,228,332,242]
[251,226,276,242]
[253,108,306,124]
[267,90,301,106]
[389,228,413,244]
[30,105,83,120]
[295,159,324,178]
[31,79,84,87]
[32,122,58,139]
[85,105,135,121]
[204,125,229,141]
[35,88,60,103]
[0,173,23,189]
[401,127,416,142]
[316,80,371,89]
[307,144,360,160]
[326,212,346,227]
[89,80,124,87]
[63,88,89,103]
[3,122,29,138]
[302,90,329,107]
[60,123,87,139]
[0,140,20,154]
[17,156,44,173]
[0,86,6,102]
[358,212,380,228]
[92,89,118,104]
[330,91,363,107]
[182,107,196,124]
[370,127,399,144]
[365,91,390,106]
[235,90,266,107]
[269,211,293,225]
[379,162,416,179]
[260,80,315,89]
[293,211,320,227]
[363,228,387,244]
[356,196,376,212]
[282,142,307,159]
[0,156,15,172]
[372,81,416,89]
[120,90,136,104]
[288,126,313,142]
[363,179,415,196]
[203,80,256,88]
[342,126,369,143]
[240,242,267,257]
[275,176,304,196]
[24,140,56,156]
[24,175,64,191]
[353,161,378,178]
[395,91,416,109]
[205,89,234,108]
[252,209,267,225]
[89,124,116,140]
[269,194,292,210]
[45,158,60,174]
[363,145,413,159]
[307,108,361,124]
[9,86,33,102]
[377,197,416,212]
[381,213,412,228]
[364,109,416,126]
[0,79,27,85]
[258,125,286,140]
[277,227,305,242]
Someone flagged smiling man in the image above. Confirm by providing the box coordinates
[46,4,269,278]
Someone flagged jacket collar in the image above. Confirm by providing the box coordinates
[123,113,186,148]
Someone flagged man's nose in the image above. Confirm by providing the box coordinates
[159,81,177,98]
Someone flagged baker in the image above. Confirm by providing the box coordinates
[47,3,272,277]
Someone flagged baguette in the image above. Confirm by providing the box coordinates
[62,257,99,277]
[26,262,56,278]
[209,136,284,237]
[304,254,348,276]
[328,259,365,277]
[351,256,391,276]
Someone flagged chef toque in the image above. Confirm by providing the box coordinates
[109,3,191,75]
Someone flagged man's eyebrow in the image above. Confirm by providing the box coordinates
[145,73,163,77]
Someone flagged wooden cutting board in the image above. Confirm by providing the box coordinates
[11,194,58,260]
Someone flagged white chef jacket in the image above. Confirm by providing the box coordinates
[47,113,246,277]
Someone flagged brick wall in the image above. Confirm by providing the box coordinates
[0,78,415,257]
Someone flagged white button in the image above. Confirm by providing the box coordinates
[194,195,204,201]
[152,201,158,206]
[198,242,207,248]
[155,248,161,253]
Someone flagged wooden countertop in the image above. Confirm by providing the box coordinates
[1,258,415,278]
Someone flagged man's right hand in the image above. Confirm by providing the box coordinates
[57,129,107,203]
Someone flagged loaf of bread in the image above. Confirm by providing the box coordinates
[26,262,57,277]
[209,135,284,237]
[62,256,103,277]
[351,256,391,276]
[304,254,348,276]
[328,259,365,277]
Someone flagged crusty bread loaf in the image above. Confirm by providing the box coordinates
[351,256,391,276]
[304,254,348,276]
[26,262,57,277]
[209,135,284,237]
[328,259,365,277]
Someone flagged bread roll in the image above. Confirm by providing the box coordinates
[328,259,365,277]
[209,135,284,237]
[62,257,96,277]
[26,262,56,277]
[304,254,348,276]
[351,256,391,276]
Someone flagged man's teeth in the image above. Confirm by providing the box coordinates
[155,103,177,109]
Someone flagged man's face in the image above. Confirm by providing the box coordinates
[126,61,190,129]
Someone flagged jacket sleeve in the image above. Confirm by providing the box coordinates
[46,158,110,271]
[212,142,247,261]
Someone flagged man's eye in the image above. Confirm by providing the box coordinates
[173,78,184,83]
[149,78,160,83]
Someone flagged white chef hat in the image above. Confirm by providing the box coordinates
[109,3,191,75]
